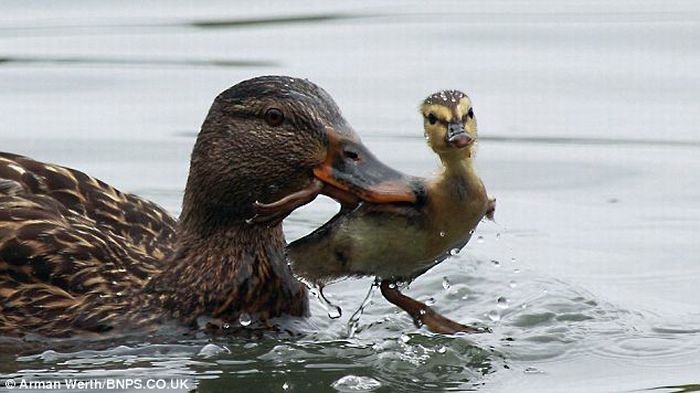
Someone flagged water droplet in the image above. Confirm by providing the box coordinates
[442,277,452,290]
[436,345,447,354]
[495,232,501,240]
[488,310,501,322]
[223,323,231,330]
[497,296,509,309]
[425,297,436,306]
[39,350,59,362]
[419,309,427,315]
[491,259,501,267]
[521,303,528,309]
[449,248,460,256]
[197,343,230,358]
[388,282,396,289]
[311,284,343,320]
[239,313,252,327]
[347,283,376,337]
[461,294,469,300]
[331,375,381,392]
[511,257,517,263]
[513,268,520,274]
[523,366,544,374]
[400,334,411,343]
[282,382,290,390]
[477,235,484,243]
[328,306,342,319]
[509,280,517,288]
[439,231,446,237]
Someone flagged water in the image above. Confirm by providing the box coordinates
[1,1,700,392]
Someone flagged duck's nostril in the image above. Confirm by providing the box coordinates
[344,150,360,161]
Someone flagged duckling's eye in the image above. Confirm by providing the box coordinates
[427,113,438,125]
[467,108,474,119]
[264,108,285,127]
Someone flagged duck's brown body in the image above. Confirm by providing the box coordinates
[0,152,307,337]
[0,152,177,336]
[0,76,420,338]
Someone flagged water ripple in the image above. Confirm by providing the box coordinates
[0,55,277,68]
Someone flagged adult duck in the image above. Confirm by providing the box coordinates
[0,76,421,338]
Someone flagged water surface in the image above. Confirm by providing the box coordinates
[1,1,699,392]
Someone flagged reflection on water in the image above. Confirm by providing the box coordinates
[0,55,277,68]
[1,0,700,392]
[0,12,365,35]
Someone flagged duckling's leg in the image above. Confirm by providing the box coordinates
[250,179,325,224]
[379,280,489,334]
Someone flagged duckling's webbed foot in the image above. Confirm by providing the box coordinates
[250,179,325,224]
[379,280,489,334]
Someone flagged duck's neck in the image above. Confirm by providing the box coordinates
[427,148,486,209]
[437,149,478,183]
[145,223,308,326]
[426,148,488,248]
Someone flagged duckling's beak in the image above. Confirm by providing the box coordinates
[446,121,472,148]
[313,129,421,207]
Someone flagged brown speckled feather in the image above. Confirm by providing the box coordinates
[0,153,176,261]
[0,152,176,336]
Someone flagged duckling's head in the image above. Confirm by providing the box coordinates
[181,76,420,233]
[420,90,477,158]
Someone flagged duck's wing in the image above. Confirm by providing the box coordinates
[0,152,177,262]
[0,152,177,335]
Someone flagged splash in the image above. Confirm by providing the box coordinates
[347,281,378,337]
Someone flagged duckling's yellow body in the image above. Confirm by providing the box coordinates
[0,76,420,339]
[289,90,494,283]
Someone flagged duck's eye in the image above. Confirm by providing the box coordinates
[427,113,438,125]
[264,108,285,127]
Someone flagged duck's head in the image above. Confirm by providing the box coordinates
[420,90,477,158]
[181,76,420,231]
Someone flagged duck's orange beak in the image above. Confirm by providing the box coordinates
[251,127,422,224]
[313,128,421,207]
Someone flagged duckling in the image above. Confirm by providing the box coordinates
[0,76,421,338]
[288,90,494,283]
[285,90,495,333]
